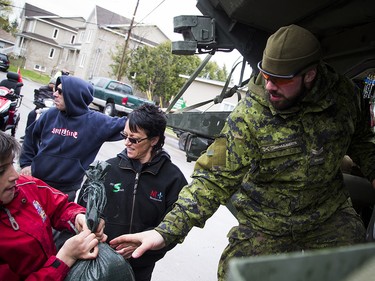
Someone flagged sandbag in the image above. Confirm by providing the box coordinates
[65,243,135,281]
[65,161,135,281]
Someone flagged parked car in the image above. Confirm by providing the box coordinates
[89,77,154,116]
[0,53,10,72]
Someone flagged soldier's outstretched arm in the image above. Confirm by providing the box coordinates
[109,230,166,259]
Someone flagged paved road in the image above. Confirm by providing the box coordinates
[1,71,237,281]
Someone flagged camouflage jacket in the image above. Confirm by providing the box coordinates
[156,63,375,243]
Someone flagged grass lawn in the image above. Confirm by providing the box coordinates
[8,65,50,85]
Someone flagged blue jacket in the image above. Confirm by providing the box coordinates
[19,75,126,192]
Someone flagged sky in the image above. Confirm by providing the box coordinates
[11,0,249,82]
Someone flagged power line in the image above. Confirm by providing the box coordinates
[7,1,168,29]
[136,0,166,25]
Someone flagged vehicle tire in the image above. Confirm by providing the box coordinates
[103,103,115,116]
[178,132,189,151]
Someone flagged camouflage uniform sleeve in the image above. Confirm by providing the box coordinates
[155,100,259,245]
[346,82,375,181]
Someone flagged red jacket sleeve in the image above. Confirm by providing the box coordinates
[32,177,86,232]
[24,256,70,281]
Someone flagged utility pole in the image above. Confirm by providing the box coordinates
[117,0,140,81]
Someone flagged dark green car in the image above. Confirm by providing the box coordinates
[89,77,154,117]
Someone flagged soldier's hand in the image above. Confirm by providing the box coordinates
[109,230,165,259]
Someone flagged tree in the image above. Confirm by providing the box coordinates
[200,61,228,81]
[0,0,15,33]
[111,41,202,107]
[111,41,230,107]
[8,17,18,34]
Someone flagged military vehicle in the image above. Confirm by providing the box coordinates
[167,0,375,162]
[166,0,375,279]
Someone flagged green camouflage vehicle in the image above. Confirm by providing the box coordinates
[167,0,375,279]
[168,0,375,162]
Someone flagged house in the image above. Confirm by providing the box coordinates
[14,3,85,75]
[75,5,170,79]
[176,74,247,112]
[13,3,169,80]
[0,29,16,52]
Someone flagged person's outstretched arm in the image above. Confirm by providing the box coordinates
[109,230,165,259]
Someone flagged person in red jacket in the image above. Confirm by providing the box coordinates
[0,131,107,281]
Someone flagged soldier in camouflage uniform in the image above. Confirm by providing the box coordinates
[110,25,375,280]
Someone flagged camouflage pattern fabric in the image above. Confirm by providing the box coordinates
[218,205,365,280]
[155,63,374,279]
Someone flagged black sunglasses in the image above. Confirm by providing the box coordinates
[56,88,63,95]
[120,131,148,144]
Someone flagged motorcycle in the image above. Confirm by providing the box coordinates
[33,94,55,120]
[0,86,23,137]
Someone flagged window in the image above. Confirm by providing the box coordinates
[18,37,24,48]
[86,30,92,43]
[107,82,118,90]
[26,21,34,32]
[34,64,46,72]
[70,35,76,44]
[97,79,107,87]
[108,82,132,94]
[52,28,59,39]
[79,31,85,42]
[79,53,86,67]
[119,84,132,94]
[49,48,55,59]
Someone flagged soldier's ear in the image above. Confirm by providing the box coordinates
[303,68,317,83]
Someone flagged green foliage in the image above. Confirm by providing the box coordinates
[0,0,12,16]
[200,61,228,81]
[114,42,201,106]
[111,41,229,107]
[8,18,18,34]
[0,0,16,33]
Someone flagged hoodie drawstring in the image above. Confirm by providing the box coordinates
[3,207,19,230]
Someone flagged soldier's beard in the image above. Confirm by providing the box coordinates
[267,83,308,111]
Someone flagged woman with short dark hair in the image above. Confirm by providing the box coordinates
[100,104,187,281]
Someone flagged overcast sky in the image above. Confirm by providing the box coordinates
[11,0,249,81]
[13,0,202,40]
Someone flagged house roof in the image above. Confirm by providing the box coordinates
[40,18,80,31]
[95,5,132,26]
[19,31,60,47]
[0,29,16,44]
[92,5,169,45]
[24,2,57,17]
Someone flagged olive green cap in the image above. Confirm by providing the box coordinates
[258,24,322,78]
